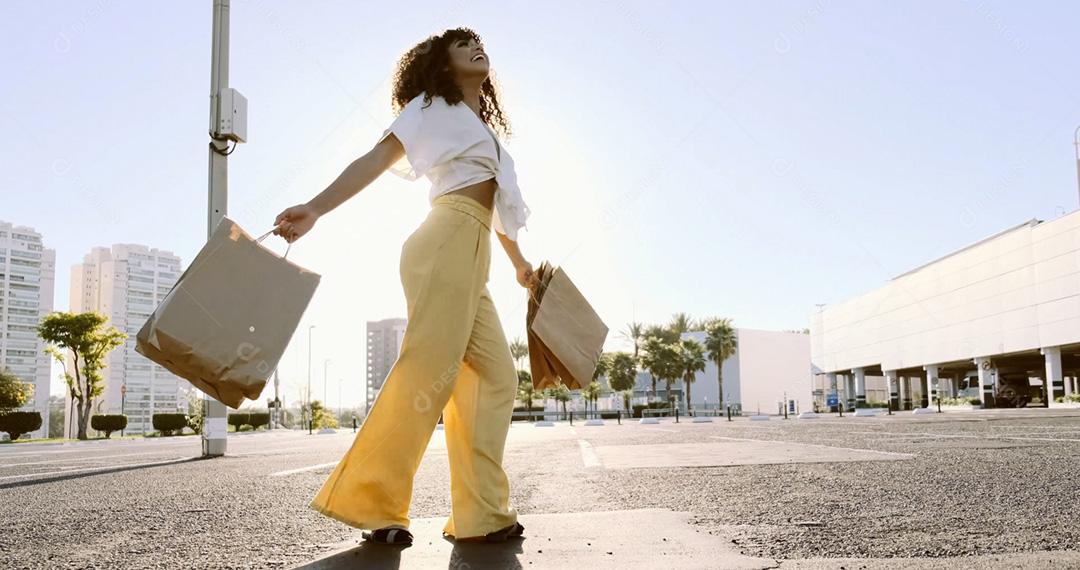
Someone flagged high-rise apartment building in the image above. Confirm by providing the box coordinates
[0,221,56,440]
[66,244,190,436]
[365,318,406,413]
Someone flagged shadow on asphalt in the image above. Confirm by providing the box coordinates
[294,536,526,569]
[0,457,204,490]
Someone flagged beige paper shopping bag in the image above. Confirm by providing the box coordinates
[135,216,320,408]
[526,261,608,391]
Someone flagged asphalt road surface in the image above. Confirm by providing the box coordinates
[3,408,1080,569]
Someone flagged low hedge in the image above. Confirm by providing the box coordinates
[90,414,128,438]
[153,413,188,436]
[228,411,270,431]
[0,411,42,441]
[631,402,671,418]
[939,397,982,406]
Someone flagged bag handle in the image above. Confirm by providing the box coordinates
[255,226,293,260]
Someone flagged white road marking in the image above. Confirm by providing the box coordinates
[269,462,339,477]
[0,457,192,481]
[708,435,914,458]
[0,451,185,468]
[578,439,602,468]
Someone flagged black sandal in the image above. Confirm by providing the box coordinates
[362,526,413,545]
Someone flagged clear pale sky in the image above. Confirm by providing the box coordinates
[3,1,1079,408]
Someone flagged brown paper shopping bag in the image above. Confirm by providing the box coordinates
[526,261,608,391]
[135,216,320,408]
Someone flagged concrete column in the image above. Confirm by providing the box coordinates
[852,367,867,408]
[923,365,939,408]
[845,374,856,411]
[827,372,838,411]
[1042,346,1064,403]
[899,375,912,410]
[884,369,899,411]
[975,356,994,407]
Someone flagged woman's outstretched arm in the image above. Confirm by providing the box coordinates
[272,134,405,243]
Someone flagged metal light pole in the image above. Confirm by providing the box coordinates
[307,325,315,426]
[1074,126,1080,207]
[203,0,242,457]
[120,382,126,437]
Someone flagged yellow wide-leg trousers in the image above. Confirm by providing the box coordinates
[310,193,520,539]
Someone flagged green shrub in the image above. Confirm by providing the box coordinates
[228,411,269,431]
[90,414,127,438]
[152,413,188,436]
[228,412,249,431]
[249,412,270,430]
[0,411,42,440]
[940,397,981,406]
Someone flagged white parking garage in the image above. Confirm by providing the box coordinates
[810,210,1080,411]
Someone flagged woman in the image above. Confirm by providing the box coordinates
[272,27,534,546]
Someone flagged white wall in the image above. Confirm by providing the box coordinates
[732,328,813,415]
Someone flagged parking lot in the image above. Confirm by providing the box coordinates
[3,408,1080,569]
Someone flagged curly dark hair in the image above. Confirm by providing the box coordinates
[390,27,512,139]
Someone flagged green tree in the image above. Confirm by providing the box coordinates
[551,382,572,420]
[0,367,33,411]
[703,318,738,412]
[606,352,638,412]
[186,390,205,433]
[311,400,338,429]
[517,378,536,414]
[678,338,707,411]
[581,380,602,418]
[48,395,66,438]
[639,337,665,404]
[38,312,126,440]
[617,321,645,361]
[509,337,529,372]
[655,342,682,411]
[667,312,693,339]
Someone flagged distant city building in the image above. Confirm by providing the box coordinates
[66,244,190,436]
[0,221,56,439]
[366,318,406,413]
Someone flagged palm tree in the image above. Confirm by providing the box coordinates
[668,312,693,339]
[656,342,682,412]
[644,323,678,344]
[618,321,645,360]
[510,337,529,371]
[703,318,738,412]
[551,381,572,420]
[606,352,637,413]
[582,380,602,418]
[640,337,665,404]
[517,380,536,420]
[678,338,706,411]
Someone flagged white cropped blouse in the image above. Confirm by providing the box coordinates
[379,92,531,241]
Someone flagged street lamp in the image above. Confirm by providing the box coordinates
[120,382,127,437]
[307,325,315,428]
[1074,126,1080,207]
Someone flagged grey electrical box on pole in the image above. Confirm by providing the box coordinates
[204,0,248,457]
